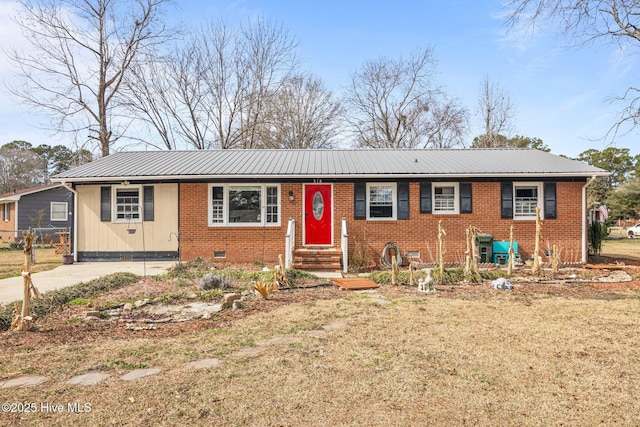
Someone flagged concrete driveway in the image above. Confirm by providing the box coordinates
[0,261,177,304]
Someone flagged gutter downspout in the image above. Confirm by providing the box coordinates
[60,182,78,262]
[582,176,597,263]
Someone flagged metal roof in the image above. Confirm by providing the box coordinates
[52,149,609,182]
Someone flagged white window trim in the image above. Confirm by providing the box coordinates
[432,182,459,215]
[513,182,543,220]
[366,182,397,220]
[50,201,68,221]
[208,183,281,227]
[2,204,9,222]
[112,185,142,223]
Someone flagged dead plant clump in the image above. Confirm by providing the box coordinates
[1,264,640,426]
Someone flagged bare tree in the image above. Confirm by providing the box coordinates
[422,97,469,148]
[0,145,47,192]
[504,0,640,138]
[474,76,516,148]
[257,74,344,149]
[344,48,468,149]
[237,18,300,148]
[126,18,299,150]
[8,0,175,157]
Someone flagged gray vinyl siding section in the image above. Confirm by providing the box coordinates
[17,187,74,231]
[53,149,609,181]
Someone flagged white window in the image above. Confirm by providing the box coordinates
[208,184,280,226]
[1,204,9,222]
[366,183,396,220]
[50,202,68,221]
[114,187,141,222]
[433,183,459,214]
[514,182,543,220]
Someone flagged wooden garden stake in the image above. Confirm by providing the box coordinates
[275,254,288,287]
[464,225,481,283]
[409,259,415,286]
[532,207,542,276]
[391,255,399,286]
[551,244,560,274]
[11,231,40,332]
[507,224,514,276]
[464,227,471,276]
[437,220,446,276]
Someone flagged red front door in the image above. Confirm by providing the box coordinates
[304,184,332,245]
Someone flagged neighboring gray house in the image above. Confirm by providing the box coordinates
[0,184,74,247]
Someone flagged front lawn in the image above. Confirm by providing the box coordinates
[1,262,639,426]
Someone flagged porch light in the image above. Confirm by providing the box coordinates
[288,191,294,201]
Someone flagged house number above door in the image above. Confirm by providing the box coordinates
[312,191,324,220]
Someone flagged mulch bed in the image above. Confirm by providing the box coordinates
[2,259,639,349]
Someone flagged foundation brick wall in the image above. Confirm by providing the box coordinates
[179,180,587,266]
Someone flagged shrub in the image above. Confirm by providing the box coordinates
[197,273,232,291]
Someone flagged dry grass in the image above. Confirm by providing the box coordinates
[601,236,640,260]
[1,282,640,426]
[0,247,61,280]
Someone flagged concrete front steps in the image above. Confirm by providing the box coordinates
[292,247,342,271]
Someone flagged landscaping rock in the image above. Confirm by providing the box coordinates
[197,273,231,290]
[134,299,150,308]
[85,310,101,318]
[123,303,133,311]
[232,300,245,310]
[222,293,240,309]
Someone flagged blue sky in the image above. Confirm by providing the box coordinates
[1,0,638,157]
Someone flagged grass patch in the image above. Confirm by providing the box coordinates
[0,247,61,280]
[368,268,510,286]
[2,287,640,425]
[601,236,640,260]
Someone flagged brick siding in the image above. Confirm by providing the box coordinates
[179,180,586,266]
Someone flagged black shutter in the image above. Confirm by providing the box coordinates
[544,182,557,219]
[460,183,472,213]
[397,182,409,219]
[420,182,432,213]
[354,181,366,219]
[501,181,513,219]
[144,186,154,222]
[100,186,111,222]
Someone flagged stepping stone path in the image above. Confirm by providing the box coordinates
[0,375,48,389]
[67,372,111,386]
[120,368,161,382]
[353,289,389,305]
[0,321,348,389]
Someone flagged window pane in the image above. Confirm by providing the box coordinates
[434,186,455,211]
[266,186,279,224]
[369,185,393,218]
[229,186,261,223]
[51,202,67,221]
[115,189,139,220]
[515,186,538,217]
[211,186,224,223]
